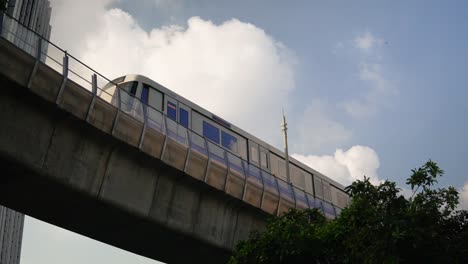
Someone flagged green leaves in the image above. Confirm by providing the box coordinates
[406,159,444,191]
[230,160,468,263]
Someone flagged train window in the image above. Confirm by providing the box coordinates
[141,85,149,105]
[130,82,138,96]
[314,176,323,199]
[249,142,259,164]
[179,108,189,128]
[148,88,163,111]
[260,147,268,169]
[237,137,248,161]
[270,153,286,180]
[304,171,313,195]
[167,101,177,121]
[323,181,332,203]
[290,164,306,190]
[221,131,238,153]
[203,121,220,144]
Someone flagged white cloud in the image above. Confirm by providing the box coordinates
[292,145,381,186]
[294,100,352,153]
[343,62,397,119]
[49,0,296,146]
[459,182,468,210]
[354,31,382,52]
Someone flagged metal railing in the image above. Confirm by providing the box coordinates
[0,12,345,218]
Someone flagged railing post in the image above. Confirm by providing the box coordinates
[276,180,283,216]
[241,162,248,201]
[274,177,281,215]
[290,182,298,209]
[86,74,97,122]
[259,171,266,209]
[160,116,169,160]
[56,51,69,104]
[202,139,211,183]
[111,85,122,136]
[183,131,192,173]
[26,37,42,89]
[222,151,230,192]
[138,104,147,149]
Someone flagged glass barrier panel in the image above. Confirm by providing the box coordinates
[293,187,308,209]
[146,107,165,133]
[189,132,208,155]
[119,89,144,122]
[243,163,263,208]
[323,202,336,218]
[225,152,246,199]
[205,141,228,190]
[166,115,178,139]
[261,170,277,191]
[314,198,324,213]
[306,193,315,209]
[177,122,189,145]
[334,206,342,217]
[166,117,187,145]
[207,141,227,165]
[227,152,244,175]
[277,179,294,202]
[247,164,263,184]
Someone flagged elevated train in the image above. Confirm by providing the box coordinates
[102,74,350,218]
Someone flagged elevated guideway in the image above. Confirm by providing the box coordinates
[0,15,269,263]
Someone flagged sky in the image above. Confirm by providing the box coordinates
[18,0,468,263]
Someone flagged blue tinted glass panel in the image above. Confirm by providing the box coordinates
[221,131,237,153]
[294,188,308,208]
[278,180,294,201]
[203,121,219,144]
[141,86,149,104]
[306,194,315,209]
[248,164,262,182]
[323,202,336,217]
[179,108,189,128]
[262,171,277,189]
[167,101,177,121]
[314,199,324,211]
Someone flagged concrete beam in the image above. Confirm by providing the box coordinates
[0,38,268,263]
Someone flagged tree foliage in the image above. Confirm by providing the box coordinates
[230,160,468,263]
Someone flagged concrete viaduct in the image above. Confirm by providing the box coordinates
[0,35,268,263]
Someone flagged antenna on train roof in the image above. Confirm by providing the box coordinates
[281,109,291,182]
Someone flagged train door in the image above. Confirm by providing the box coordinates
[165,96,178,122]
[259,146,269,172]
[141,83,150,105]
[179,103,190,128]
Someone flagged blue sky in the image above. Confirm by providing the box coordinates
[20,0,468,263]
[111,0,468,187]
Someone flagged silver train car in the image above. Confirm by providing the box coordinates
[101,74,350,218]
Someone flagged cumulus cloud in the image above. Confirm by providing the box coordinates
[340,30,397,120]
[354,31,382,52]
[294,100,352,153]
[49,0,295,145]
[292,145,381,186]
[343,62,397,119]
[459,182,468,210]
[48,0,383,190]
